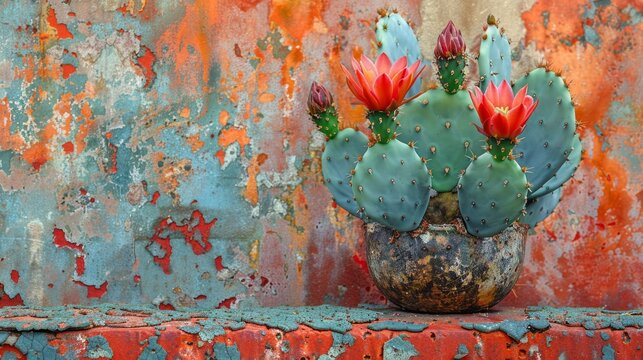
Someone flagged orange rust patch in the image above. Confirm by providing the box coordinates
[219,110,230,126]
[218,126,250,156]
[23,143,50,170]
[47,8,74,39]
[187,133,205,152]
[136,46,157,87]
[258,93,275,103]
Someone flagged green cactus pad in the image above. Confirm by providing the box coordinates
[437,55,466,94]
[375,11,424,97]
[397,89,486,192]
[321,128,369,217]
[352,139,431,231]
[311,107,340,138]
[458,152,528,237]
[530,133,582,199]
[478,21,512,91]
[513,68,577,194]
[520,187,562,228]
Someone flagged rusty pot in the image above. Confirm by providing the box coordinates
[365,221,528,313]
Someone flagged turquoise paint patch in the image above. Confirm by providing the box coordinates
[585,330,595,337]
[600,332,610,341]
[86,335,113,359]
[14,332,64,360]
[383,335,419,360]
[178,324,201,334]
[461,319,550,342]
[527,306,643,330]
[546,335,552,347]
[138,337,167,360]
[367,321,427,332]
[0,151,14,175]
[601,344,615,360]
[454,344,469,359]
[320,332,355,359]
[213,343,241,360]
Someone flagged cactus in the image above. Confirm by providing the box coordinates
[520,187,562,228]
[308,82,368,216]
[512,68,577,193]
[321,129,369,217]
[478,15,512,92]
[375,9,424,97]
[397,90,485,192]
[530,133,582,198]
[352,137,431,231]
[458,140,528,237]
[308,12,581,238]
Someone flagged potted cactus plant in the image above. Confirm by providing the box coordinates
[308,11,581,313]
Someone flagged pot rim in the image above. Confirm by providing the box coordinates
[365,220,529,240]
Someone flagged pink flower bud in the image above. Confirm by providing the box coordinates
[307,82,334,115]
[434,20,466,59]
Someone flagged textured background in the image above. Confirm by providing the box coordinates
[0,0,640,310]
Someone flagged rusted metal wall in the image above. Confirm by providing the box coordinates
[0,0,639,309]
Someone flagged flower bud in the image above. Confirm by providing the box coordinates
[434,20,466,59]
[307,81,334,115]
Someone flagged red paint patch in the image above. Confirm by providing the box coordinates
[195,294,207,301]
[215,256,225,271]
[159,303,175,310]
[75,255,85,276]
[47,8,73,39]
[133,274,141,283]
[216,296,237,309]
[61,64,76,79]
[150,191,160,205]
[10,270,19,284]
[147,210,217,274]
[62,141,74,154]
[74,281,108,299]
[53,227,84,252]
[352,253,369,274]
[0,284,23,306]
[136,46,157,87]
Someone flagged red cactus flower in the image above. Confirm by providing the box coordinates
[469,80,538,140]
[341,53,424,112]
[307,81,334,115]
[434,20,466,59]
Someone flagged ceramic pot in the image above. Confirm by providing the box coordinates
[365,221,528,313]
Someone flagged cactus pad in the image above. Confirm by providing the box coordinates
[437,55,466,94]
[478,18,512,92]
[321,128,369,217]
[397,89,486,192]
[530,133,582,199]
[521,187,562,228]
[352,139,431,231]
[513,68,577,193]
[458,153,528,237]
[375,11,424,97]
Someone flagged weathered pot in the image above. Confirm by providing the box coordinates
[365,221,528,313]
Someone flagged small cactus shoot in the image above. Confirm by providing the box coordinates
[434,21,467,94]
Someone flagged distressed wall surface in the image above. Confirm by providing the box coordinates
[0,0,640,309]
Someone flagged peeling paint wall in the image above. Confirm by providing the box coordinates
[0,0,640,309]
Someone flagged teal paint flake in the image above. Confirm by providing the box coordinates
[367,321,428,332]
[319,332,355,360]
[601,344,615,360]
[213,343,241,360]
[586,330,595,337]
[383,335,419,360]
[461,320,550,342]
[14,332,64,360]
[0,151,14,175]
[178,324,201,334]
[2,352,18,360]
[137,337,167,360]
[86,335,113,359]
[527,306,643,330]
[280,340,290,353]
[600,332,610,341]
[454,344,469,359]
[546,335,552,347]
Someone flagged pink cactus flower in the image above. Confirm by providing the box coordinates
[341,53,424,112]
[469,80,539,140]
[434,20,466,59]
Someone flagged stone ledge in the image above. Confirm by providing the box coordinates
[0,305,639,359]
